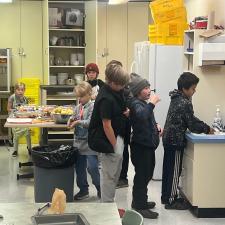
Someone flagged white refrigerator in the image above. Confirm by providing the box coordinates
[132,42,183,179]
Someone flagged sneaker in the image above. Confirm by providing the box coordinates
[135,209,158,219]
[132,201,156,210]
[116,179,128,189]
[161,197,184,205]
[165,199,190,210]
[74,191,89,200]
[12,151,18,157]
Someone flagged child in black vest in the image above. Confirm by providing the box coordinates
[88,61,129,202]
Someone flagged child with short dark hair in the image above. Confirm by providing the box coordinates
[129,73,161,219]
[161,72,214,210]
[88,61,129,202]
[7,82,31,157]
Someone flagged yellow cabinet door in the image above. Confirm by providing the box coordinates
[0,1,21,84]
[0,0,43,84]
[20,1,43,82]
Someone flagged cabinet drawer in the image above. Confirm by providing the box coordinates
[184,141,194,160]
[181,154,194,204]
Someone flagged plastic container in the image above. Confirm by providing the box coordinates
[58,73,68,85]
[19,128,40,144]
[151,7,187,24]
[31,145,77,168]
[74,74,84,84]
[149,22,188,45]
[32,145,77,201]
[51,113,72,124]
[212,105,223,132]
[150,0,184,14]
[50,74,57,85]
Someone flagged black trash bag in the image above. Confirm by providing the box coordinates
[31,145,78,169]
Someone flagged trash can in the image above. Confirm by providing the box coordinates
[32,145,77,203]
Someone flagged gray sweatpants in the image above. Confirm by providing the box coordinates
[100,136,124,202]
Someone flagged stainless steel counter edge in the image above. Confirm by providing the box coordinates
[186,132,225,143]
[0,203,121,225]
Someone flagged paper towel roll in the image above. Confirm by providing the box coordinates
[207,11,215,30]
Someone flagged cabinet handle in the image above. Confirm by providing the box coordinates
[45,48,48,55]
[102,48,109,57]
[18,48,26,57]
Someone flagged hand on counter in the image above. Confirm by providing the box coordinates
[208,127,215,134]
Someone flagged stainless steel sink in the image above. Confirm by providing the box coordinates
[31,213,90,225]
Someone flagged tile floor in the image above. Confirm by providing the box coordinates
[0,144,224,225]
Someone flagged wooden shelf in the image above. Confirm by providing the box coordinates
[48,130,74,135]
[0,115,8,119]
[49,1,85,3]
[0,135,10,140]
[185,30,195,33]
[49,66,84,68]
[49,46,85,49]
[47,96,76,100]
[49,28,85,32]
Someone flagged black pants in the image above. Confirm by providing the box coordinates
[161,146,184,204]
[119,141,129,180]
[131,142,155,209]
[119,120,131,180]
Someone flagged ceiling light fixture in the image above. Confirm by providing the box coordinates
[0,0,13,3]
[108,0,128,5]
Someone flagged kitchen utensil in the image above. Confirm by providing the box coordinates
[55,57,64,66]
[74,74,84,84]
[65,78,75,85]
[50,36,58,46]
[77,53,84,65]
[50,74,57,85]
[65,9,84,27]
[49,54,55,66]
[51,114,72,124]
[57,73,68,85]
[65,60,70,66]
[57,37,65,46]
[70,53,78,65]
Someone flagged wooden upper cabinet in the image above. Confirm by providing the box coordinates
[0,1,43,84]
[97,2,149,77]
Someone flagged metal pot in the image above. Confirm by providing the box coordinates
[65,78,75,85]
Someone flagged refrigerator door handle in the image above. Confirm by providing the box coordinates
[130,60,138,73]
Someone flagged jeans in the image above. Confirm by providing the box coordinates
[75,154,100,193]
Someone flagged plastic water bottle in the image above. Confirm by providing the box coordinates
[212,105,223,132]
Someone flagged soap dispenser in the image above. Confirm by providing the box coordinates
[212,105,223,132]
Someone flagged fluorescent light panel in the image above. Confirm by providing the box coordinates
[0,0,13,3]
[108,0,128,4]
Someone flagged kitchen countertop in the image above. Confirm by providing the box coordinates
[4,121,68,128]
[0,203,121,225]
[40,85,75,90]
[186,132,225,143]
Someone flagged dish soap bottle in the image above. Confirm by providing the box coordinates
[212,105,223,132]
